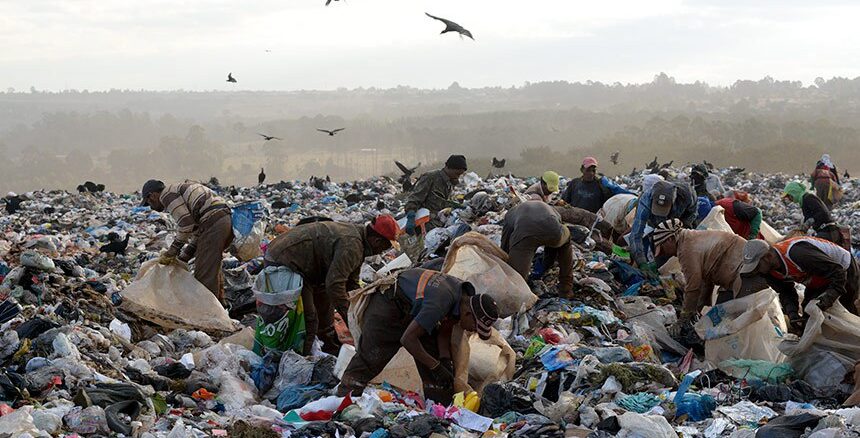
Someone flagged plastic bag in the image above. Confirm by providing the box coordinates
[442,232,537,318]
[451,325,516,394]
[697,205,734,233]
[253,296,306,356]
[232,202,265,262]
[253,266,303,307]
[779,300,860,387]
[120,260,236,333]
[694,288,787,367]
[218,373,258,411]
[674,370,716,421]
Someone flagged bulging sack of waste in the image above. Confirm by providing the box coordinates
[252,266,305,355]
[452,325,516,394]
[694,288,787,367]
[697,205,734,233]
[443,232,537,318]
[779,300,860,387]
[232,202,265,262]
[120,260,236,333]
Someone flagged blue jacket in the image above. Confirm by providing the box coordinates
[629,182,698,264]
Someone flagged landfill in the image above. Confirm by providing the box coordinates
[1,167,859,438]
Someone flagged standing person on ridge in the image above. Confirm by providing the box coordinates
[561,156,633,213]
[404,155,468,235]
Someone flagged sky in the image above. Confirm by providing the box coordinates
[2,0,860,91]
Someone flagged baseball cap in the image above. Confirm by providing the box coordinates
[739,239,771,274]
[470,294,499,340]
[582,157,598,168]
[542,171,560,193]
[650,181,676,217]
[370,214,399,241]
[140,180,165,206]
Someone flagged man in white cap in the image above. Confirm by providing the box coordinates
[739,237,859,332]
[561,157,633,213]
[651,219,746,334]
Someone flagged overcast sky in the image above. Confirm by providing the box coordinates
[3,0,860,91]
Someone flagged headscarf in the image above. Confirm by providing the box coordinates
[782,181,808,205]
[820,154,834,169]
[651,218,683,247]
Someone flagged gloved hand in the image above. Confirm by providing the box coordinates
[405,211,417,236]
[429,360,454,387]
[158,248,179,265]
[817,289,840,310]
[178,244,196,263]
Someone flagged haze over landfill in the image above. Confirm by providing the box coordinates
[3,0,860,192]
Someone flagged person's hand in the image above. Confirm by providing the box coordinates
[430,360,454,387]
[439,358,454,375]
[178,244,196,263]
[158,248,179,265]
[817,289,840,311]
[405,211,417,236]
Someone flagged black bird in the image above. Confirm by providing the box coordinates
[326,175,331,183]
[76,185,86,193]
[258,168,266,185]
[703,160,714,170]
[492,157,506,169]
[82,181,105,193]
[610,151,620,165]
[844,170,850,179]
[660,160,674,170]
[395,161,421,191]
[646,157,659,170]
[95,184,105,192]
[317,128,345,136]
[325,0,340,5]
[100,233,130,256]
[227,73,237,83]
[425,13,474,40]
[258,133,282,141]
[629,167,638,177]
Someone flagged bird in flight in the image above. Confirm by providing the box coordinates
[395,161,420,191]
[258,133,282,141]
[325,0,341,5]
[259,168,266,185]
[492,157,506,169]
[317,128,345,136]
[425,13,474,40]
[610,151,620,165]
[227,73,237,83]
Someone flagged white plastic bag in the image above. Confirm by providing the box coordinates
[234,220,265,262]
[451,325,516,394]
[694,288,787,367]
[120,260,237,333]
[697,205,734,233]
[252,266,303,307]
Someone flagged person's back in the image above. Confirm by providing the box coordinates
[266,221,365,283]
[801,192,833,230]
[502,200,564,249]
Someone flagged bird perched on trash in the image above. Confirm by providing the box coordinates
[844,170,850,179]
[395,161,421,191]
[227,73,237,83]
[82,181,105,193]
[492,157,506,169]
[629,167,638,177]
[660,160,673,170]
[76,185,86,193]
[317,128,345,136]
[258,133,281,141]
[258,168,266,185]
[703,160,714,170]
[425,13,474,40]
[647,157,659,171]
[100,232,130,256]
[610,151,620,165]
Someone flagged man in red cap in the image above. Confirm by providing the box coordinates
[562,156,633,213]
[265,215,397,354]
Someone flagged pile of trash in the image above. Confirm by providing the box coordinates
[1,169,859,437]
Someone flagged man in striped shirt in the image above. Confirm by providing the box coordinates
[141,180,233,303]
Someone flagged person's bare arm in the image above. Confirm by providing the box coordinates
[400,321,439,369]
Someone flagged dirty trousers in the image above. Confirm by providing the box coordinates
[193,213,233,303]
[507,236,574,294]
[301,284,345,355]
[338,292,450,402]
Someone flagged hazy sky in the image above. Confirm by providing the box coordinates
[3,0,860,91]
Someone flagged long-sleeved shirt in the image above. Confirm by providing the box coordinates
[160,182,228,252]
[265,221,372,324]
[561,176,633,213]
[524,182,550,202]
[800,193,833,231]
[405,169,454,215]
[501,201,565,252]
[675,229,746,314]
[629,182,698,264]
[716,198,761,239]
[765,240,854,315]
[553,205,614,240]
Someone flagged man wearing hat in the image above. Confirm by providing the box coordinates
[502,200,575,298]
[629,180,698,276]
[651,219,746,334]
[140,179,233,302]
[405,154,468,235]
[739,237,859,332]
[561,156,633,213]
[265,215,398,354]
[525,171,560,203]
[337,268,499,403]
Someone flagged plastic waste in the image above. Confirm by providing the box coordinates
[64,406,110,435]
[616,412,675,438]
[674,370,716,422]
[20,251,55,271]
[109,318,132,342]
[232,202,266,262]
[0,408,41,436]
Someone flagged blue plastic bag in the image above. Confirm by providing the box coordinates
[232,202,265,237]
[674,370,716,421]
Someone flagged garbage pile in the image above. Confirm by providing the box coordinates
[1,170,859,437]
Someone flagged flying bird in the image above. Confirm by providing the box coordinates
[227,73,237,83]
[317,128,345,136]
[395,161,421,191]
[425,13,474,40]
[258,168,266,185]
[325,0,340,5]
[100,232,130,256]
[492,157,506,169]
[610,151,620,165]
[258,133,282,141]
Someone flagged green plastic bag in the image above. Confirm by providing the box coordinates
[253,296,306,355]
